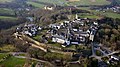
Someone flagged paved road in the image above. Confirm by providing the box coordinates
[90,42,120,61]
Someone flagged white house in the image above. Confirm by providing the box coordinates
[52,35,66,44]
[44,6,54,10]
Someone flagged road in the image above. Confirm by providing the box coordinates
[90,42,120,61]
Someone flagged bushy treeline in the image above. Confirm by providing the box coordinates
[95,17,120,51]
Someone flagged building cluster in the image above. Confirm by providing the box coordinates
[16,24,42,36]
[47,17,98,46]
[94,6,120,13]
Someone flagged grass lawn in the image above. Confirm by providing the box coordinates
[0,56,25,67]
[0,8,15,16]
[0,16,17,20]
[0,53,9,60]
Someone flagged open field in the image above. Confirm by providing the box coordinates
[27,0,66,8]
[28,0,67,5]
[0,8,15,16]
[68,0,111,6]
[27,0,111,8]
[78,13,102,19]
[0,16,17,20]
[0,56,25,67]
[0,0,14,3]
[78,7,120,19]
[27,1,45,8]
[91,10,120,19]
[102,12,120,19]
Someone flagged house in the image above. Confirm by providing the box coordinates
[44,5,54,10]
[38,27,42,30]
[79,32,89,37]
[71,41,79,45]
[93,22,98,26]
[23,30,32,36]
[52,35,66,44]
[111,55,119,61]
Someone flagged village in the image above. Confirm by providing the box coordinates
[15,14,120,67]
[0,0,120,67]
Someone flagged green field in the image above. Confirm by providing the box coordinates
[27,0,66,8]
[68,0,111,6]
[27,0,111,8]
[0,16,17,20]
[27,1,45,8]
[78,13,102,19]
[0,53,9,59]
[28,0,67,5]
[0,56,25,67]
[78,7,120,19]
[102,12,120,19]
[91,10,120,19]
[0,8,15,16]
[0,0,14,3]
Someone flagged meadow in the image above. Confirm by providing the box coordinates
[0,0,14,3]
[27,0,111,8]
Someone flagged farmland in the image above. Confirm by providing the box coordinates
[27,1,45,8]
[0,16,17,20]
[0,0,14,3]
[27,0,111,8]
[68,0,111,6]
[78,7,120,19]
[78,13,102,19]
